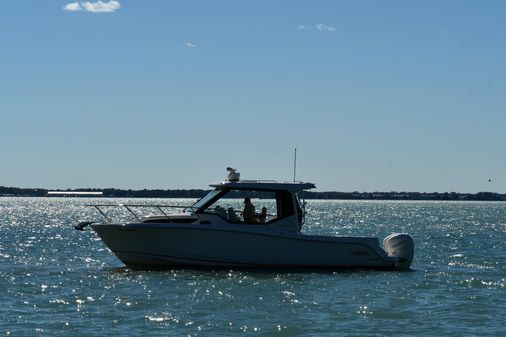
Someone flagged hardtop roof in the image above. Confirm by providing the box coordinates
[209,180,316,192]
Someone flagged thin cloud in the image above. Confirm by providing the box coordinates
[184,42,197,48]
[63,2,81,11]
[299,23,336,32]
[316,24,336,32]
[63,1,121,13]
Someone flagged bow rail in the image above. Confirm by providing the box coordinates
[74,204,195,230]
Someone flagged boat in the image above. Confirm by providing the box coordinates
[75,168,414,270]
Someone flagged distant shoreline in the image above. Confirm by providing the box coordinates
[1,186,505,201]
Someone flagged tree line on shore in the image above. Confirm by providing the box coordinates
[1,186,505,201]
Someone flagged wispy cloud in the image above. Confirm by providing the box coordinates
[63,2,81,11]
[184,42,197,48]
[316,23,336,32]
[299,23,336,32]
[63,1,121,13]
[298,25,312,31]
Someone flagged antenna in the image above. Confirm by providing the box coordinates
[293,148,297,182]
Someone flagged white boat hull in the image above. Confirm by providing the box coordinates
[91,223,403,269]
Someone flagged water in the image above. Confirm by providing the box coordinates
[1,197,505,336]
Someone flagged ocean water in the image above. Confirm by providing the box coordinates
[1,197,505,336]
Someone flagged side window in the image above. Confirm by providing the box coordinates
[276,191,295,219]
[201,190,280,224]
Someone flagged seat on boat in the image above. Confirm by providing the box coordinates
[215,206,227,220]
[227,208,241,223]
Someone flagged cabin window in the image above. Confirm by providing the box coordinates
[276,190,294,218]
[198,189,294,224]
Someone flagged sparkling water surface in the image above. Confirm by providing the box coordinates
[1,197,505,336]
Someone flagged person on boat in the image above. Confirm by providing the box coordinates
[258,207,267,224]
[243,198,268,223]
[242,197,256,222]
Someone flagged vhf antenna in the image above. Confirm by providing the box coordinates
[293,148,297,182]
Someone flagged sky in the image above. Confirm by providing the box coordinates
[1,1,505,193]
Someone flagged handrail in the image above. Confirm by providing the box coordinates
[123,205,141,222]
[156,206,170,217]
[93,205,111,222]
[85,204,191,208]
[87,204,192,223]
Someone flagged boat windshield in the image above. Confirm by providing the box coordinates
[190,190,222,210]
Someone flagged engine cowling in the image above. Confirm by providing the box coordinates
[383,233,414,269]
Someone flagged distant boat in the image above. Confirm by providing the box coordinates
[48,191,103,197]
[76,169,414,270]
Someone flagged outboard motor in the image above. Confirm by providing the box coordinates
[383,233,414,269]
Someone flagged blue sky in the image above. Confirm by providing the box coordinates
[1,1,505,192]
